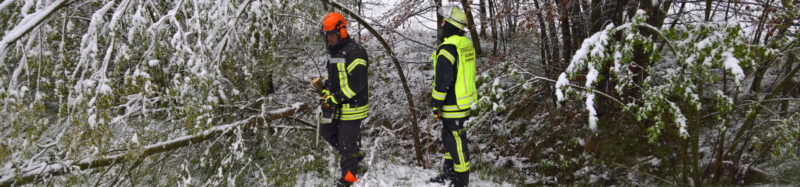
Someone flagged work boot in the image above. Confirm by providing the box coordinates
[336,178,353,187]
[450,172,469,187]
[355,151,365,162]
[430,158,455,183]
[429,170,456,184]
[353,151,367,175]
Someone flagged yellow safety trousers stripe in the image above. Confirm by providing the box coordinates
[452,131,469,172]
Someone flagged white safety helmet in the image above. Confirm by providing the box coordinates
[438,5,467,30]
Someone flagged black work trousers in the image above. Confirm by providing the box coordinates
[320,119,362,179]
[441,118,470,186]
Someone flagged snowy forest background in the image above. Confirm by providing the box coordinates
[1,0,799,186]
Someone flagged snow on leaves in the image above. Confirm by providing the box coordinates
[555,10,754,141]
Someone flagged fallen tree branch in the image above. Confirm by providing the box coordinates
[0,103,309,187]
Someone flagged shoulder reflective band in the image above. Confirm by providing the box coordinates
[452,131,470,172]
[438,50,455,65]
[347,58,366,74]
[337,63,356,98]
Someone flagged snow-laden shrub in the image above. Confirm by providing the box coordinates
[551,9,796,185]
[555,10,754,142]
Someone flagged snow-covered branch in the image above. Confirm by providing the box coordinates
[0,0,68,62]
[0,103,309,187]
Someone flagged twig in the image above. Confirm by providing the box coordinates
[519,71,625,107]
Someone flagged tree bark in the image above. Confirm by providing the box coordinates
[479,0,488,39]
[489,0,498,56]
[751,0,773,45]
[705,0,713,21]
[320,0,427,167]
[589,0,603,33]
[546,2,561,65]
[569,0,586,53]
[649,0,671,30]
[534,0,550,70]
[749,0,778,93]
[556,0,573,63]
[461,0,484,58]
[436,0,443,43]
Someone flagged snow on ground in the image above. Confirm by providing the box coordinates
[296,159,513,187]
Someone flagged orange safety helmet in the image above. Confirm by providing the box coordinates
[321,12,348,40]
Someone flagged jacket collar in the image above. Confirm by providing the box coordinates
[327,37,351,55]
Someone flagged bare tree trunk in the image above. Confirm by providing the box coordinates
[589,0,603,33]
[436,0,443,43]
[569,0,586,54]
[461,0,484,58]
[357,0,362,40]
[751,0,773,45]
[504,1,515,54]
[750,0,778,93]
[534,0,550,69]
[691,84,703,186]
[320,0,427,167]
[546,2,560,65]
[626,0,667,100]
[534,0,557,106]
[625,1,638,21]
[649,0,671,30]
[479,0,488,39]
[556,0,573,62]
[780,52,795,116]
[705,0,713,21]
[489,0,498,56]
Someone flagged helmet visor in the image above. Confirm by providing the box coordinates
[437,5,452,19]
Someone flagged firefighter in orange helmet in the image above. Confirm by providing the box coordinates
[317,12,369,187]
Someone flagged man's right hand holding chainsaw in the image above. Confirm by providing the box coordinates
[320,88,338,112]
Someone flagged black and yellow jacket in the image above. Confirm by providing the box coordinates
[324,37,369,121]
[431,23,477,119]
